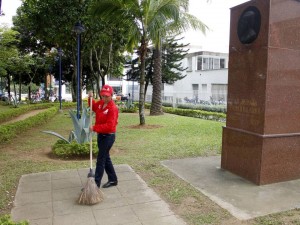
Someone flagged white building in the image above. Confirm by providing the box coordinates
[141,51,229,105]
[165,51,229,105]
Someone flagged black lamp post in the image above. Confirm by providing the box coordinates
[73,21,85,119]
[58,47,62,111]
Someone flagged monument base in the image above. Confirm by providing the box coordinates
[221,126,300,185]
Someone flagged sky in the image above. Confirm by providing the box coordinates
[0,0,249,53]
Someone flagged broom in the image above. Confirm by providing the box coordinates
[78,96,104,205]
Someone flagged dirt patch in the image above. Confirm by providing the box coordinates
[126,124,163,129]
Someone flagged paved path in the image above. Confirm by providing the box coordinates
[12,165,186,225]
[162,156,300,220]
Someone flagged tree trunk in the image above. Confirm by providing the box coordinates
[101,76,105,87]
[18,76,22,102]
[150,45,163,115]
[13,81,17,102]
[28,85,31,101]
[7,74,11,100]
[138,38,147,125]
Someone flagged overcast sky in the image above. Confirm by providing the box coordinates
[0,0,249,53]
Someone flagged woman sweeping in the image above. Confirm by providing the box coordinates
[88,85,118,188]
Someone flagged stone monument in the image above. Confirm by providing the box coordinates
[221,0,300,185]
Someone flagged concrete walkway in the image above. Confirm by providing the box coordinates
[12,165,186,225]
[162,156,300,220]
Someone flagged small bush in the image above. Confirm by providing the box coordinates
[120,107,138,113]
[0,214,28,225]
[162,106,226,122]
[177,103,227,113]
[52,139,98,158]
[117,100,138,113]
[162,102,173,107]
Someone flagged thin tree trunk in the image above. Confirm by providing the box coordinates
[44,74,48,100]
[18,76,22,102]
[28,85,31,101]
[7,74,11,100]
[139,38,147,125]
[150,45,163,115]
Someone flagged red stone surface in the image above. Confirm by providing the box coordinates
[221,0,300,185]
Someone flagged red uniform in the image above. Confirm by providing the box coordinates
[88,98,118,134]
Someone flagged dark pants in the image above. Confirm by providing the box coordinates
[94,133,118,187]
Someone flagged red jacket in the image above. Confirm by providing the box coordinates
[88,98,118,134]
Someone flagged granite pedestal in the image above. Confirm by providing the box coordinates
[221,0,300,185]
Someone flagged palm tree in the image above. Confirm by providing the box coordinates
[150,3,208,115]
[90,0,203,125]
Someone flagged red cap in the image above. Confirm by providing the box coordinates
[100,85,114,96]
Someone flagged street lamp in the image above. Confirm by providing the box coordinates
[58,47,62,111]
[48,65,53,100]
[73,21,85,119]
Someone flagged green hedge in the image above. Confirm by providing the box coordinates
[0,106,58,144]
[162,106,226,122]
[0,104,50,123]
[142,103,226,122]
[0,215,28,225]
[177,103,227,113]
[0,102,76,124]
[52,139,98,158]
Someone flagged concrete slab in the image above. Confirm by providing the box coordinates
[12,202,52,221]
[11,164,186,225]
[130,200,175,221]
[93,205,140,225]
[53,211,97,225]
[162,156,300,220]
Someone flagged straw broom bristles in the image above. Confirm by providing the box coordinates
[78,177,104,205]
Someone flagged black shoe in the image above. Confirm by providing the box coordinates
[102,181,118,188]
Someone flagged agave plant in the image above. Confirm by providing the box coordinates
[10,96,20,108]
[42,105,92,144]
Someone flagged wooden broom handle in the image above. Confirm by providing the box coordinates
[90,97,93,169]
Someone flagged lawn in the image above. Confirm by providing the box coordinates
[0,104,300,225]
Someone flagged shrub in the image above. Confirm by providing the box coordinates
[0,103,51,123]
[162,102,173,107]
[162,106,226,122]
[177,103,227,113]
[52,139,98,158]
[0,214,28,225]
[0,107,58,144]
[117,100,138,113]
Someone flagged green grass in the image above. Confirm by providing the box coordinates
[1,106,300,225]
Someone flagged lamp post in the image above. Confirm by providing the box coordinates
[58,47,62,111]
[73,21,85,119]
[48,65,52,100]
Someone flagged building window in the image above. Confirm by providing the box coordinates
[197,57,202,70]
[220,58,226,68]
[211,84,227,102]
[213,58,220,69]
[202,57,209,70]
[192,84,199,101]
[197,57,227,70]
